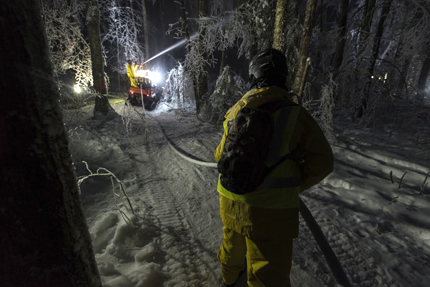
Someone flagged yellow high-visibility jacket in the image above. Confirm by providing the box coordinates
[126,63,138,88]
[215,86,334,210]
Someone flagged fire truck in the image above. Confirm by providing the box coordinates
[127,69,162,110]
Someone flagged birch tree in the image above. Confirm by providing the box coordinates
[0,1,102,285]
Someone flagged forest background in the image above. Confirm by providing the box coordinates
[43,0,430,131]
[1,0,430,285]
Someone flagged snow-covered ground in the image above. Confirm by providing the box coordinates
[65,96,430,287]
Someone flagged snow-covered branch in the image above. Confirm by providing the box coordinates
[41,0,93,88]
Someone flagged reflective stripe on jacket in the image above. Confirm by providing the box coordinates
[215,86,302,209]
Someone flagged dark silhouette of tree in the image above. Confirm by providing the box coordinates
[0,0,102,286]
[86,0,107,95]
[357,0,392,118]
[142,0,150,59]
[331,0,350,70]
[417,56,430,103]
[293,0,317,95]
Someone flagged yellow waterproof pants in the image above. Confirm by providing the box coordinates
[218,195,297,287]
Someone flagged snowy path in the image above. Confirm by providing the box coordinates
[68,101,430,287]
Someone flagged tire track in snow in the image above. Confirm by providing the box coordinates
[128,114,220,286]
[300,192,401,287]
[78,104,221,286]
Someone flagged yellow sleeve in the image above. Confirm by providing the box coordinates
[126,65,131,77]
[291,108,334,192]
[214,120,229,162]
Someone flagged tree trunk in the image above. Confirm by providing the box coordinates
[273,0,289,54]
[0,1,102,286]
[331,0,350,104]
[196,0,209,114]
[357,0,391,118]
[180,0,198,106]
[292,0,317,95]
[249,41,258,63]
[85,0,114,117]
[181,0,191,53]
[353,0,375,118]
[220,49,226,75]
[114,8,122,92]
[85,0,106,94]
[331,0,350,69]
[219,0,227,76]
[356,0,376,59]
[129,0,137,49]
[417,57,430,102]
[159,0,166,51]
[142,0,150,59]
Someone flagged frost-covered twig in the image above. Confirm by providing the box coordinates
[41,0,93,88]
[208,66,245,123]
[101,0,144,63]
[398,172,407,189]
[166,62,185,108]
[120,101,148,143]
[77,161,136,217]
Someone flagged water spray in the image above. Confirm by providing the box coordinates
[143,33,197,64]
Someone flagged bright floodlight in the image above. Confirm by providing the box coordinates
[135,69,149,78]
[149,71,161,83]
[135,69,162,83]
[74,85,82,93]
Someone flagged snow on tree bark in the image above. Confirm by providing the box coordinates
[0,0,102,286]
[273,0,288,54]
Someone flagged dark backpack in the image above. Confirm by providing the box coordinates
[217,101,292,195]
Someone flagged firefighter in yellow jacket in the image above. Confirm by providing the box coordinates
[126,60,138,88]
[215,48,334,287]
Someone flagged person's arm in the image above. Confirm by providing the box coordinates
[292,108,334,192]
[214,120,229,162]
[126,65,131,78]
